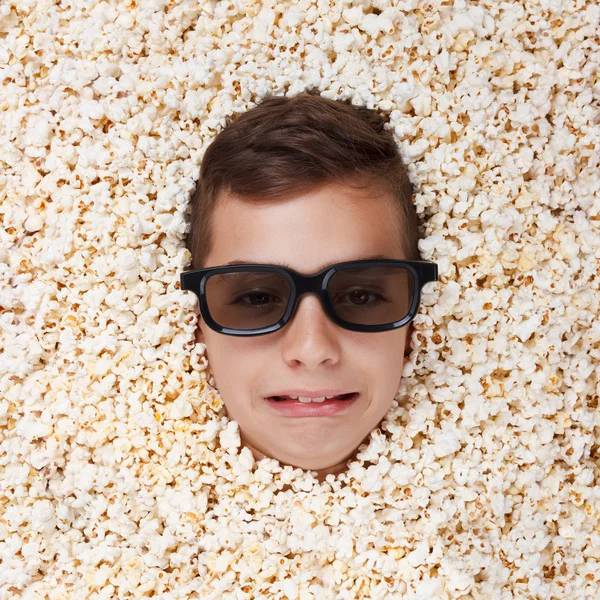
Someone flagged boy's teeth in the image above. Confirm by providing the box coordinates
[275,394,347,403]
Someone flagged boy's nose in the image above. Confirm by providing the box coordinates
[280,295,341,363]
[288,293,336,330]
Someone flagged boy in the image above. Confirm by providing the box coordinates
[180,89,438,483]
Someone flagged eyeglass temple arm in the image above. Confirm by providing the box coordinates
[411,261,438,286]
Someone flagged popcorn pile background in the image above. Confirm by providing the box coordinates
[1,0,599,598]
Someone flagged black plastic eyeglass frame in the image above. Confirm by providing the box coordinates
[179,259,438,337]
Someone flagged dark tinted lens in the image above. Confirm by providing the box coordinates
[205,270,291,330]
[328,266,413,325]
[204,266,414,331]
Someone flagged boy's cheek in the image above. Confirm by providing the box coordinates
[192,320,411,359]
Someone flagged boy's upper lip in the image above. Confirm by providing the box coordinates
[265,389,356,398]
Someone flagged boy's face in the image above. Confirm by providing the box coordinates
[194,180,412,479]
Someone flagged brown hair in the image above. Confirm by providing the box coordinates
[185,88,422,270]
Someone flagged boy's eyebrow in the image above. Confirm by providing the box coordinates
[222,254,394,270]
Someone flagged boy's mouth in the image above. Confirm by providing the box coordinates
[264,392,360,417]
[267,392,358,403]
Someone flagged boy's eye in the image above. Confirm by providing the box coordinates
[335,289,385,306]
[234,290,283,307]
[232,288,385,308]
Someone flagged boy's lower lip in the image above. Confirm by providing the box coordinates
[264,393,359,417]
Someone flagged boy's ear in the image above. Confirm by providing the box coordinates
[194,323,205,345]
[404,322,413,357]
[194,323,209,362]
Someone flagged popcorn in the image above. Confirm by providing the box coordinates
[31,499,57,534]
[1,0,598,597]
[16,415,53,442]
[219,420,241,454]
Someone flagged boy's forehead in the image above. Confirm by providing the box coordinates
[207,184,403,270]
[208,215,402,273]
[214,184,397,236]
[218,253,397,272]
